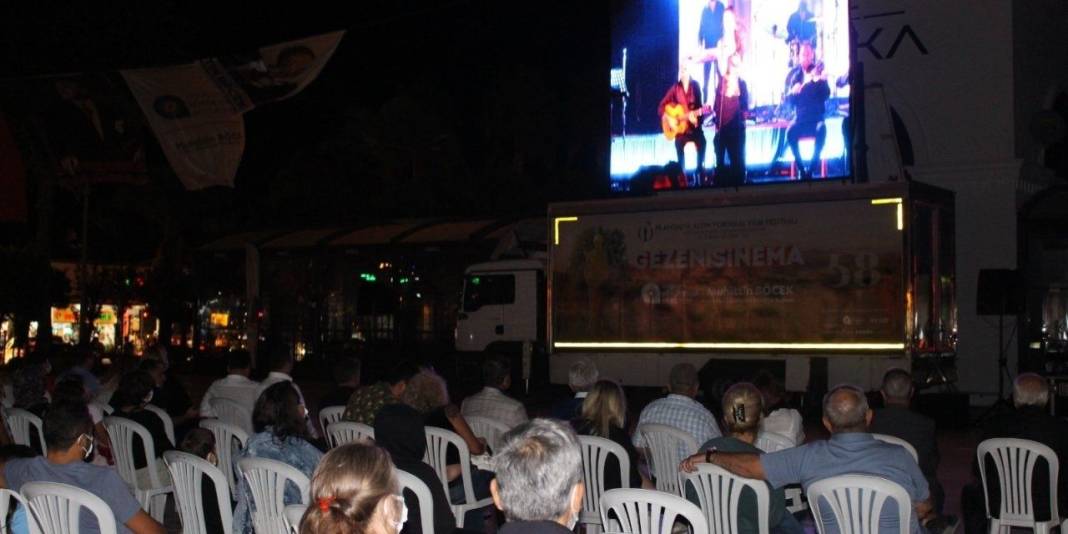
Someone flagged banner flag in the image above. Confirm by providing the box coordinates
[121,63,246,190]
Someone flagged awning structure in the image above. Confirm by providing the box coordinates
[200,218,545,252]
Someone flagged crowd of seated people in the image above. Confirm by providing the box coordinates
[4,341,1068,534]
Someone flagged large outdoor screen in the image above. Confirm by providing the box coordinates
[610,0,852,190]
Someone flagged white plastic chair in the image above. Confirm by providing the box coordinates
[90,401,114,416]
[754,432,794,454]
[600,487,709,534]
[200,419,250,499]
[465,415,511,453]
[977,438,1061,534]
[578,435,631,534]
[144,404,176,446]
[6,408,47,455]
[806,475,912,534]
[164,450,234,534]
[316,406,345,435]
[397,469,435,534]
[325,421,374,448]
[210,398,254,435]
[283,504,306,534]
[238,457,311,534]
[423,426,494,528]
[680,464,770,534]
[637,423,698,496]
[0,487,38,534]
[871,433,920,463]
[101,416,173,522]
[22,481,118,534]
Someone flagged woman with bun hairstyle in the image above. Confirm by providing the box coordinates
[300,442,407,534]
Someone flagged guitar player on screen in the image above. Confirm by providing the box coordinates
[658,63,709,186]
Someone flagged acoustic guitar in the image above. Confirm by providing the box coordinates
[661,104,712,140]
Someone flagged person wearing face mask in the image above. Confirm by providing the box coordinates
[298,442,407,534]
[111,370,176,488]
[491,419,586,534]
[0,401,166,534]
[179,428,224,534]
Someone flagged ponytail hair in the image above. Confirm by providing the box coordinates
[721,382,764,435]
[299,442,400,534]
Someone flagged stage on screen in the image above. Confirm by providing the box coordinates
[610,0,851,189]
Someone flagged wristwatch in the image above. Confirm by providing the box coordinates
[705,447,717,463]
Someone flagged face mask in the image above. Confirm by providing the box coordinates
[80,434,94,461]
[143,390,154,405]
[207,452,219,467]
[565,486,580,530]
[391,495,408,533]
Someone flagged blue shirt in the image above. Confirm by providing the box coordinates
[232,429,323,534]
[4,457,142,534]
[760,432,929,534]
[633,394,722,458]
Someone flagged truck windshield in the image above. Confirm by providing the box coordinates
[462,274,515,311]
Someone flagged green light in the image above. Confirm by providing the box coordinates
[399,277,410,284]
[471,277,481,286]
[359,273,377,283]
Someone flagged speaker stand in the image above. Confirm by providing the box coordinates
[975,312,1013,424]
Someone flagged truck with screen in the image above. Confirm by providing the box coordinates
[456,181,955,391]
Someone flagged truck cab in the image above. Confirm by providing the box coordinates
[455,259,545,353]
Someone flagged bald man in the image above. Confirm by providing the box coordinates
[682,384,934,534]
[964,373,1068,533]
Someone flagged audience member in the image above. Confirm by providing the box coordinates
[199,350,260,417]
[461,357,528,432]
[0,444,36,534]
[551,358,598,421]
[869,369,943,512]
[375,403,457,534]
[682,384,933,534]
[179,428,224,534]
[320,356,362,409]
[299,442,406,534]
[343,361,419,425]
[633,363,721,458]
[0,400,165,533]
[753,370,804,446]
[58,349,101,398]
[234,381,324,533]
[111,370,175,487]
[258,350,318,439]
[962,373,1068,534]
[52,375,110,466]
[491,419,585,534]
[403,368,492,530]
[141,346,197,433]
[13,352,50,415]
[686,383,801,534]
[572,380,645,489]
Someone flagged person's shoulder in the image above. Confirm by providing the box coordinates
[3,456,39,478]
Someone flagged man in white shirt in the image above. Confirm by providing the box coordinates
[199,351,261,418]
[257,350,319,439]
[462,357,528,430]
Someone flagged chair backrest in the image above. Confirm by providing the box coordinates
[90,401,114,416]
[754,432,794,454]
[424,426,480,506]
[0,487,38,534]
[317,406,345,434]
[199,419,250,499]
[976,437,1060,526]
[283,504,306,534]
[144,404,176,446]
[871,434,919,463]
[325,422,374,448]
[680,464,770,534]
[238,457,311,534]
[210,398,253,435]
[600,487,709,534]
[22,481,118,534]
[396,469,435,534]
[6,408,47,455]
[578,435,631,527]
[637,424,697,495]
[164,450,234,534]
[806,475,912,534]
[102,416,165,491]
[465,416,511,453]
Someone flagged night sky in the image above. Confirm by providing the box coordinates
[0,1,612,258]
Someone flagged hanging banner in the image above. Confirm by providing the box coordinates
[0,112,27,222]
[207,31,345,112]
[121,63,245,190]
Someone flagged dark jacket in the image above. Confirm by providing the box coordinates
[869,405,939,478]
[978,406,1068,520]
[499,520,574,534]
